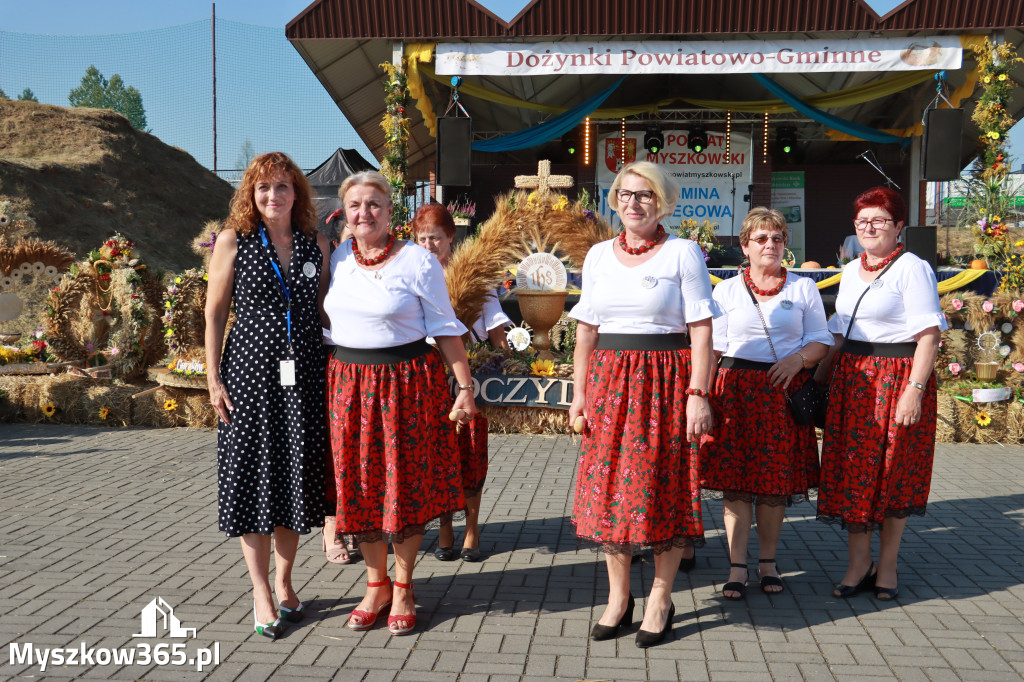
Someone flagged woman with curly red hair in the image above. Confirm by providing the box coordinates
[206,152,330,639]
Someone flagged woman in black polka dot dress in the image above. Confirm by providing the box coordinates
[205,152,330,640]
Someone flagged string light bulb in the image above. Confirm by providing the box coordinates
[725,111,732,163]
[584,117,591,165]
[620,117,627,166]
[762,113,769,164]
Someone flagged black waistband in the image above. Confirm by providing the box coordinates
[331,338,432,365]
[596,333,690,351]
[719,356,774,371]
[842,339,917,358]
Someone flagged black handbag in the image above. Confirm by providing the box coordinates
[811,252,905,428]
[741,279,817,425]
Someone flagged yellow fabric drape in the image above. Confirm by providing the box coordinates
[936,268,989,294]
[405,42,439,138]
[708,268,988,293]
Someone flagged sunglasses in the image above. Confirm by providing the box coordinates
[749,234,785,245]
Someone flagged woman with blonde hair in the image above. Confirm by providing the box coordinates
[569,160,720,648]
[324,172,477,635]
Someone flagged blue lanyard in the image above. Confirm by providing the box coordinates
[259,223,292,348]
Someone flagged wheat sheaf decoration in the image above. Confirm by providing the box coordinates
[443,190,612,333]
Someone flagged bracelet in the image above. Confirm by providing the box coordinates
[795,350,809,368]
[685,388,708,398]
[458,384,474,391]
[906,380,925,391]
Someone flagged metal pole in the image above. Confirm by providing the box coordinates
[212,3,217,174]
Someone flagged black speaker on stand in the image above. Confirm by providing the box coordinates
[436,117,472,187]
[922,108,964,181]
[903,225,937,271]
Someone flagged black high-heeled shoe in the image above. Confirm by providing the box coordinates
[834,561,876,599]
[591,594,634,641]
[679,548,697,573]
[874,570,899,601]
[635,603,674,649]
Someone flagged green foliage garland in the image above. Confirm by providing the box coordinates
[378,61,411,229]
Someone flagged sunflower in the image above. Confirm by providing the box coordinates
[975,411,992,427]
[164,399,178,411]
[530,358,556,376]
[98,407,110,420]
[42,402,56,417]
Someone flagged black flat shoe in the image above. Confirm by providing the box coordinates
[460,547,482,562]
[723,562,748,600]
[758,558,784,594]
[834,561,876,599]
[635,604,674,649]
[434,546,456,561]
[591,594,634,641]
[679,549,696,573]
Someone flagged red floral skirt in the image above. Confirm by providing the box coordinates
[572,348,703,552]
[817,351,937,532]
[326,351,464,544]
[701,365,819,504]
[457,416,488,497]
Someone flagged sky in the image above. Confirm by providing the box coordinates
[0,0,1016,171]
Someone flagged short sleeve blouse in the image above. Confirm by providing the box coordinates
[324,241,467,348]
[827,252,947,343]
[712,273,834,360]
[569,235,721,333]
[470,291,512,342]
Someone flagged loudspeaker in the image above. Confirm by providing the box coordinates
[903,225,937,271]
[436,117,472,186]
[922,108,964,180]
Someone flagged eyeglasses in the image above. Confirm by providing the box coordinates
[853,217,894,230]
[749,234,785,245]
[615,189,655,205]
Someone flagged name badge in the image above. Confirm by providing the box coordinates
[280,359,296,386]
[302,262,317,278]
[641,275,657,289]
[870,279,884,289]
[780,299,793,310]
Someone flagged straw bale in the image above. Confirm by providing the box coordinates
[934,393,957,443]
[480,405,572,434]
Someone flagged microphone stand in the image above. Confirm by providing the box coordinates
[857,150,901,190]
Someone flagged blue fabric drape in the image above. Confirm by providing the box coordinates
[751,73,909,147]
[471,77,626,152]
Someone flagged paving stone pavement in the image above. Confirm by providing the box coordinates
[1,423,1023,681]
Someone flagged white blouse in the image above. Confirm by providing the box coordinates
[470,291,512,342]
[569,235,721,333]
[712,273,834,361]
[827,252,948,343]
[324,241,467,348]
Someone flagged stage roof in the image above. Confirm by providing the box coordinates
[286,0,1024,179]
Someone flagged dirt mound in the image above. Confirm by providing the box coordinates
[0,98,234,274]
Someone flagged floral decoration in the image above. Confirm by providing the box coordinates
[530,358,556,376]
[948,362,963,376]
[42,402,56,417]
[379,61,411,229]
[163,399,178,412]
[975,410,992,427]
[98,407,109,420]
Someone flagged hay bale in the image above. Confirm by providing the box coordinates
[935,393,957,443]
[481,405,571,434]
[1006,400,1024,443]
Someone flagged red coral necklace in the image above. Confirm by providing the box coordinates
[861,243,903,272]
[618,225,665,255]
[353,232,396,266]
[743,266,787,296]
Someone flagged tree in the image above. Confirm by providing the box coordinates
[18,88,38,102]
[236,139,256,170]
[0,88,7,99]
[68,65,147,130]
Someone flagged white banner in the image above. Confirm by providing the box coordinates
[437,37,962,76]
[595,131,751,238]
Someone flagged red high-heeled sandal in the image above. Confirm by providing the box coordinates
[387,581,416,635]
[346,578,392,631]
